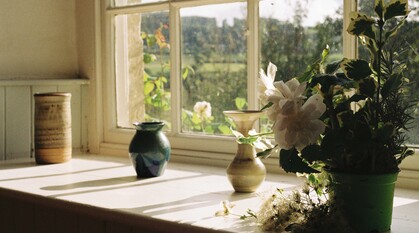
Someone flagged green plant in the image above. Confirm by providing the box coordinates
[258,0,415,175]
[142,24,171,122]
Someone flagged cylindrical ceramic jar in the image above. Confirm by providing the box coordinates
[129,122,171,177]
[34,92,72,164]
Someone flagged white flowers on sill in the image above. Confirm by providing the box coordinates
[259,63,326,151]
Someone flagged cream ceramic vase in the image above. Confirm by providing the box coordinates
[223,110,266,193]
[34,92,72,164]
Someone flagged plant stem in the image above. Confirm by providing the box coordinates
[375,19,384,129]
[325,97,338,130]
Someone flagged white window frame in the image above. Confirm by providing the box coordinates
[101,0,419,170]
[99,0,357,157]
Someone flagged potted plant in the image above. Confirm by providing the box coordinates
[249,0,415,232]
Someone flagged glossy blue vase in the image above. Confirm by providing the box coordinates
[129,122,171,177]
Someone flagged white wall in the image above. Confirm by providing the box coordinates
[0,0,97,159]
[0,0,78,79]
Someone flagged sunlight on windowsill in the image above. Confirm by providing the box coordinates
[0,154,418,233]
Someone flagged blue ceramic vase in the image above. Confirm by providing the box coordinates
[129,122,171,177]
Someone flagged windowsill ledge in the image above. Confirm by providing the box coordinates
[0,154,418,233]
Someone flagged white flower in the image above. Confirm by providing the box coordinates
[193,101,212,119]
[258,62,277,105]
[272,94,326,151]
[259,63,326,151]
[265,78,306,122]
[215,200,235,216]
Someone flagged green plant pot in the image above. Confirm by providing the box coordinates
[329,172,398,233]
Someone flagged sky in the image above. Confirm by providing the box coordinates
[180,0,342,27]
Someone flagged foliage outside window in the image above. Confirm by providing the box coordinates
[110,0,418,150]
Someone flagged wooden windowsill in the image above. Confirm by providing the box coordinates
[0,154,418,233]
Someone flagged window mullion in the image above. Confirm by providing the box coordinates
[169,3,182,136]
[107,2,169,14]
[343,0,357,59]
[247,0,259,111]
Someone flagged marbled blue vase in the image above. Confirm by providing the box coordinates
[129,122,171,177]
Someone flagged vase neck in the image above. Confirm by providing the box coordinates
[134,122,165,131]
[235,144,256,160]
[224,111,263,136]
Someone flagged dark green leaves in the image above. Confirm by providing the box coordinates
[376,123,395,142]
[300,145,324,164]
[375,0,384,19]
[359,77,376,98]
[381,75,402,99]
[325,59,343,74]
[279,148,319,174]
[311,74,338,94]
[384,0,409,21]
[341,59,372,81]
[347,13,375,39]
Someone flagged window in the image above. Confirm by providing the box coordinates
[180,2,248,135]
[103,0,418,157]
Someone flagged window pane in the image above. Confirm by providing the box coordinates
[113,0,167,7]
[115,12,170,128]
[358,0,419,145]
[180,3,248,135]
[260,0,343,81]
[259,0,343,132]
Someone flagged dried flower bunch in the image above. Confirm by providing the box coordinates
[254,179,354,233]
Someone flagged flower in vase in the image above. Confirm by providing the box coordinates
[271,93,326,151]
[258,62,277,106]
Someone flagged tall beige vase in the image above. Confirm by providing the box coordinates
[34,92,72,164]
[223,110,266,193]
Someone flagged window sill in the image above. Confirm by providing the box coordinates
[0,154,418,233]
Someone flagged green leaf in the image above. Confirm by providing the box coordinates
[143,54,157,64]
[191,113,202,125]
[146,35,157,47]
[144,82,155,95]
[257,145,277,159]
[325,59,343,74]
[381,75,402,99]
[321,45,330,64]
[354,120,372,141]
[218,125,231,135]
[311,74,339,94]
[384,0,409,21]
[376,123,395,142]
[334,94,367,114]
[237,135,258,145]
[341,59,372,81]
[182,67,189,80]
[141,31,148,39]
[204,125,214,133]
[256,148,273,159]
[300,145,324,163]
[235,97,247,110]
[347,12,375,39]
[358,77,376,98]
[260,102,273,111]
[375,0,384,19]
[279,148,319,174]
[385,19,406,40]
